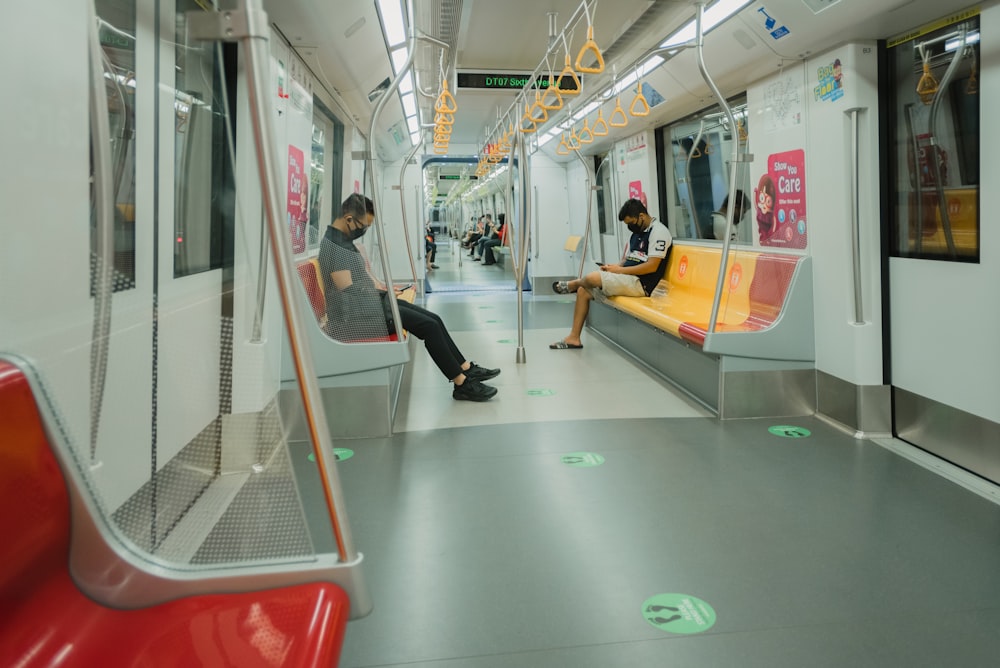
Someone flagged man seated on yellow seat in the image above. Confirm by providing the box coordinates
[550,198,671,350]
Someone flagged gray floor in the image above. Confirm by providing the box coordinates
[333,238,1000,667]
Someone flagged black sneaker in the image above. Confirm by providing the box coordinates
[453,378,498,401]
[464,362,500,382]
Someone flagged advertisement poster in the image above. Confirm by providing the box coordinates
[754,149,807,249]
[629,180,647,208]
[814,57,845,103]
[287,145,308,254]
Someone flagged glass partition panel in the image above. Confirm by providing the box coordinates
[887,15,980,261]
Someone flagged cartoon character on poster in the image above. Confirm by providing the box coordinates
[287,145,308,254]
[754,174,777,244]
[755,149,807,249]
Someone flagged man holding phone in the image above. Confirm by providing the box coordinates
[550,198,671,350]
[320,194,501,401]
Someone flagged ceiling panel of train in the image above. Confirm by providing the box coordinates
[265,0,979,167]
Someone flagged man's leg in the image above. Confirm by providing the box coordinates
[555,271,603,347]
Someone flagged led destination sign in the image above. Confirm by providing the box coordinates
[439,175,478,180]
[457,71,581,92]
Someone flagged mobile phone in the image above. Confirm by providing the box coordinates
[595,262,606,267]
[396,283,413,291]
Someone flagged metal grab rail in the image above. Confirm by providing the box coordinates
[684,119,706,239]
[594,155,612,263]
[396,138,423,296]
[925,27,967,258]
[189,1,358,565]
[88,1,114,464]
[572,150,596,279]
[695,1,751,337]
[846,107,865,324]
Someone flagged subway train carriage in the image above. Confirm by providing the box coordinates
[4,0,1000,665]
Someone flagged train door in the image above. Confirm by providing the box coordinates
[884,13,1000,481]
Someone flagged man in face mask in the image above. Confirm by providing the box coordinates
[319,194,500,401]
[550,198,672,350]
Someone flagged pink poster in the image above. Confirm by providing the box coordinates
[628,180,647,208]
[287,145,308,254]
[754,149,806,249]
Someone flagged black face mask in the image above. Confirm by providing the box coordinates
[627,222,645,234]
[346,217,369,240]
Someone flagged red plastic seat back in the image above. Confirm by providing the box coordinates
[0,361,70,605]
[747,254,799,327]
[297,259,326,321]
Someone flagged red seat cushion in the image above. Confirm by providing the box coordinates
[0,361,351,667]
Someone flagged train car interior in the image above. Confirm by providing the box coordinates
[3,0,1000,665]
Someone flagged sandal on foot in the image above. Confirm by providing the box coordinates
[552,281,571,294]
[549,341,583,349]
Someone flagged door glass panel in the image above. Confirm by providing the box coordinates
[887,15,980,261]
[94,0,137,292]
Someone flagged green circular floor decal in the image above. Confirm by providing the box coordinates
[561,452,605,467]
[307,448,355,463]
[526,389,555,397]
[768,425,812,438]
[642,593,716,634]
[497,338,516,344]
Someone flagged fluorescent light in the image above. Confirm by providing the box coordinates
[399,72,414,94]
[377,0,407,47]
[661,0,752,48]
[946,31,980,51]
[401,92,416,116]
[410,132,421,146]
[406,115,419,133]
[391,47,408,74]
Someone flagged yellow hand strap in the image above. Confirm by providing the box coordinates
[556,133,571,156]
[916,58,938,105]
[592,109,609,136]
[609,98,628,127]
[575,25,605,74]
[434,111,454,126]
[578,119,594,144]
[519,102,538,133]
[559,54,582,96]
[435,80,458,114]
[541,75,564,110]
[629,83,650,117]
[529,90,549,123]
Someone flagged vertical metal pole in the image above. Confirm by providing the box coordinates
[515,131,531,364]
[696,2,742,336]
[684,121,706,239]
[88,1,114,463]
[847,108,865,324]
[238,1,357,561]
[572,149,596,279]
[397,137,422,291]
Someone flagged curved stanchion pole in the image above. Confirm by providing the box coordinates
[88,2,115,464]
[696,2,744,337]
[397,136,423,296]
[685,120,705,240]
[927,28,966,258]
[572,149,596,279]
[511,132,532,364]
[237,1,358,564]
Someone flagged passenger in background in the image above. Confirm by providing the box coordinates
[480,214,506,265]
[461,216,485,251]
[425,222,439,270]
[320,194,501,401]
[550,199,671,349]
[711,191,748,242]
[473,214,502,262]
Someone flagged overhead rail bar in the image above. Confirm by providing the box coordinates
[188,0,360,567]
[696,1,754,339]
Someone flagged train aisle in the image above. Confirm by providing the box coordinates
[331,238,1000,667]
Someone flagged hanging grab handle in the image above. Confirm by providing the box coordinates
[559,53,582,96]
[529,90,549,123]
[916,47,938,105]
[541,74,564,110]
[609,97,628,127]
[575,25,605,74]
[592,109,609,136]
[520,101,538,133]
[578,119,594,144]
[435,79,458,113]
[629,83,650,117]
[556,133,571,155]
[434,111,454,125]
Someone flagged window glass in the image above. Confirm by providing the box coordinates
[94,0,137,292]
[308,99,344,253]
[887,16,979,261]
[658,97,750,243]
[173,0,235,277]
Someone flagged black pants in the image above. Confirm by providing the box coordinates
[398,301,464,380]
[482,238,502,264]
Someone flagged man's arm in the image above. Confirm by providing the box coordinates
[604,256,661,276]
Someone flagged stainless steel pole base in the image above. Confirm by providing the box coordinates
[516,347,527,364]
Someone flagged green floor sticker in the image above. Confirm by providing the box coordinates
[307,448,355,463]
[561,452,605,467]
[526,389,555,397]
[497,338,516,344]
[478,306,493,309]
[642,593,716,634]
[485,319,502,323]
[768,425,812,438]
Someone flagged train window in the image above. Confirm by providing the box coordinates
[307,100,344,253]
[93,0,137,293]
[887,15,980,262]
[173,1,235,278]
[658,98,751,242]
